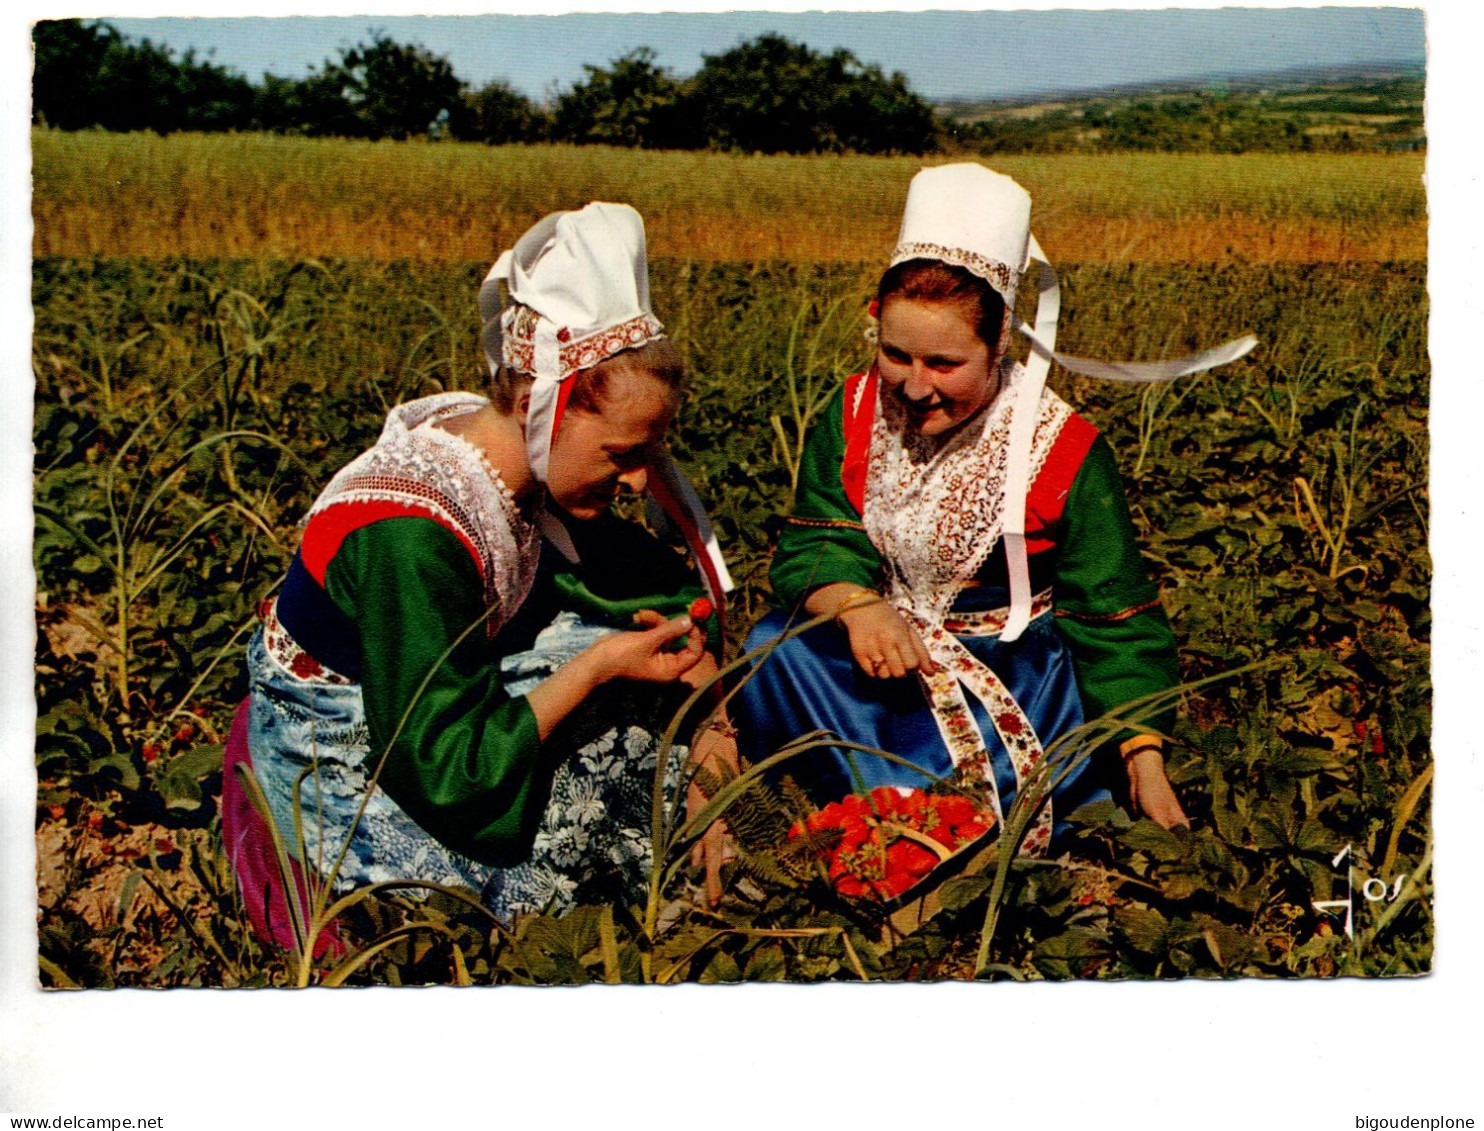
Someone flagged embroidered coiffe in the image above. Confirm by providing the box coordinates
[478,203,664,486]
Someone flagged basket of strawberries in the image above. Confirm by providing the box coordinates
[788,786,997,915]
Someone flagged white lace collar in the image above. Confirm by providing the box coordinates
[306,393,540,635]
[862,362,1070,625]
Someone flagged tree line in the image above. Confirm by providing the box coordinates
[31,20,940,155]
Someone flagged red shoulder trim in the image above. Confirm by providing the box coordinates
[841,370,875,516]
[300,501,483,587]
[1026,411,1097,553]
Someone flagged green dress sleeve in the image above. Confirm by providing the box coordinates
[322,517,545,866]
[550,510,715,643]
[1053,437,1181,739]
[769,386,882,607]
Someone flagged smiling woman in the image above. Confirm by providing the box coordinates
[219,202,736,948]
[875,270,1004,436]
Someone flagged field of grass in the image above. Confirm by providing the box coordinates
[31,133,1431,986]
[32,130,1426,263]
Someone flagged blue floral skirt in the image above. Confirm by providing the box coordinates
[246,612,685,922]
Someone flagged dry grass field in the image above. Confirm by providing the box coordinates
[32,130,1425,263]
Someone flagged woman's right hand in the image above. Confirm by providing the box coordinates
[527,613,703,743]
[836,595,937,679]
[587,612,705,685]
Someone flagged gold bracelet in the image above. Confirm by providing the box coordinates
[1119,740,1164,762]
[833,588,877,626]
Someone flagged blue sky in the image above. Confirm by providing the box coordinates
[99,7,1425,102]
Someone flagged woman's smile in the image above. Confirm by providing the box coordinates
[876,297,1000,437]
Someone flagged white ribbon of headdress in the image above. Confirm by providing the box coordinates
[646,455,736,601]
[996,235,1257,642]
[479,247,567,486]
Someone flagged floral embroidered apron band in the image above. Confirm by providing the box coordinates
[906,590,1058,856]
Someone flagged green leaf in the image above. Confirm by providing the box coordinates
[1114,905,1170,955]
[152,743,224,811]
[700,951,742,983]
[743,945,787,982]
[88,750,140,793]
[1032,927,1113,979]
[1120,820,1187,862]
[937,873,993,913]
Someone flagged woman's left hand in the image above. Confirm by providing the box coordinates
[1122,741,1190,830]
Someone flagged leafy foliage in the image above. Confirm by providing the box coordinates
[292,33,468,141]
[687,34,938,155]
[551,48,693,150]
[457,79,550,145]
[32,19,258,134]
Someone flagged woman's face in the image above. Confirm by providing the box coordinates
[545,367,676,519]
[876,296,999,437]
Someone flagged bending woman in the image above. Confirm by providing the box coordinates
[737,164,1252,856]
[223,203,733,934]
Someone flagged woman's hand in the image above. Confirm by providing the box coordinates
[588,611,705,684]
[835,592,937,679]
[528,612,704,741]
[1123,740,1190,829]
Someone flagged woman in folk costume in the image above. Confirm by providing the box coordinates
[737,164,1254,855]
[221,202,735,938]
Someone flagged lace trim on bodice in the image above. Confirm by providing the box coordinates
[305,392,539,637]
[862,361,1072,624]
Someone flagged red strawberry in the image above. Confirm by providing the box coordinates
[47,804,65,821]
[688,597,714,622]
[142,742,161,764]
[86,811,103,831]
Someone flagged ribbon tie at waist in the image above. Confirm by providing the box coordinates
[895,588,1057,856]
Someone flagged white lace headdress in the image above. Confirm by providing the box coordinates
[478,203,732,601]
[888,163,1257,641]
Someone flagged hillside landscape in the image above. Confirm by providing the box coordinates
[940,63,1425,154]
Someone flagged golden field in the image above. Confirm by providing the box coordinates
[31,130,1426,264]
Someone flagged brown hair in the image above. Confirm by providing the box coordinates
[487,337,687,415]
[875,260,1007,350]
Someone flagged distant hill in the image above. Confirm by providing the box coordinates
[939,62,1425,154]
